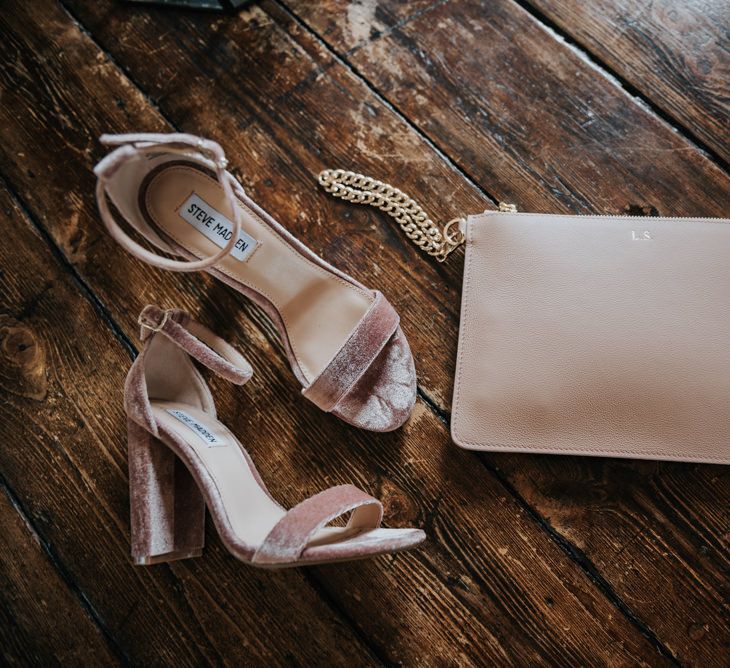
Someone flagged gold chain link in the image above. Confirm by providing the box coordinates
[318,169,518,261]
[318,169,466,262]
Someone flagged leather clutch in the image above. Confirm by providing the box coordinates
[451,212,730,464]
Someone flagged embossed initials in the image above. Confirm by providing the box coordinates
[631,230,652,241]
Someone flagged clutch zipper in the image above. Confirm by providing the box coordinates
[480,210,728,220]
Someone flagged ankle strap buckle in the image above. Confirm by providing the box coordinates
[193,138,228,169]
[138,308,170,333]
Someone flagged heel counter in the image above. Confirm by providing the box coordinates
[124,346,159,436]
[127,328,216,426]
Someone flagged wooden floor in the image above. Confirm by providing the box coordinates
[1,0,728,665]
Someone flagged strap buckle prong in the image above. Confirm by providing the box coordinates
[138,309,170,333]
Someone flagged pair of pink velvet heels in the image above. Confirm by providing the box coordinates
[95,133,425,567]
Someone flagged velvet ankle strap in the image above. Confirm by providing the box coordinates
[94,132,244,273]
[138,305,252,385]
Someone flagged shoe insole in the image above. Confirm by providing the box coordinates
[151,401,362,549]
[140,162,373,382]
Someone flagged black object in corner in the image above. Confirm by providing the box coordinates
[123,0,250,10]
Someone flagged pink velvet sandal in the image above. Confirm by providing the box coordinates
[94,133,416,432]
[126,304,425,567]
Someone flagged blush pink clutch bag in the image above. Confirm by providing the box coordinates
[317,169,730,464]
[451,211,730,464]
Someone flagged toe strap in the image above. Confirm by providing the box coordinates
[302,291,399,412]
[252,484,383,565]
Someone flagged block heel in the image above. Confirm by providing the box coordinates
[128,418,205,565]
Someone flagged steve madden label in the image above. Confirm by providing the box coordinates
[166,409,227,447]
[178,193,259,261]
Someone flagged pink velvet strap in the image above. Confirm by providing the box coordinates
[94,132,243,273]
[138,305,252,385]
[252,484,383,565]
[302,292,399,412]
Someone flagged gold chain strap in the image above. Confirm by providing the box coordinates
[318,169,517,262]
[318,169,466,262]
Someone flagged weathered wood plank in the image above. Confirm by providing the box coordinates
[0,179,378,666]
[0,482,120,667]
[0,0,669,664]
[493,455,730,664]
[285,0,729,214]
[524,0,730,163]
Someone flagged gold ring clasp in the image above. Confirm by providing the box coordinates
[443,218,465,246]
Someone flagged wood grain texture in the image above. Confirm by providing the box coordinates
[285,0,729,215]
[493,455,730,664]
[0,482,120,667]
[0,0,675,665]
[0,180,377,666]
[524,0,730,163]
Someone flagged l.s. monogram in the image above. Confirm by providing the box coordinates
[631,230,652,241]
